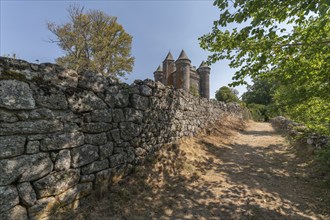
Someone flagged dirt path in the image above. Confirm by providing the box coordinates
[79,120,329,220]
[195,121,329,219]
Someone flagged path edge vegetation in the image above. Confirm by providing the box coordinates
[200,0,329,136]
[202,0,330,183]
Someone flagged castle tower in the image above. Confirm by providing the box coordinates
[162,52,175,85]
[153,65,163,82]
[175,50,191,91]
[197,61,211,99]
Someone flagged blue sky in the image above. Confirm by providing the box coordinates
[0,0,247,98]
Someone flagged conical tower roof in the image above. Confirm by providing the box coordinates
[177,49,190,61]
[155,64,163,72]
[164,51,174,61]
[199,61,209,68]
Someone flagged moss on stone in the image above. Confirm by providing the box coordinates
[31,76,46,85]
[0,67,28,82]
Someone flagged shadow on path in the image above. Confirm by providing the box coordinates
[76,121,330,220]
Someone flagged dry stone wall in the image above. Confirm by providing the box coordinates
[270,116,330,150]
[0,57,242,219]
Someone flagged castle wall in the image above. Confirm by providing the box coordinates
[198,67,210,99]
[163,60,175,85]
[175,60,190,91]
[0,57,242,219]
[190,73,200,93]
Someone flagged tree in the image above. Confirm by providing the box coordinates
[215,86,239,103]
[241,77,278,121]
[199,0,329,86]
[47,5,134,78]
[199,0,330,134]
[242,77,274,105]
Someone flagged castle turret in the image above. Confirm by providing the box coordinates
[197,61,211,99]
[153,65,163,83]
[175,50,191,91]
[162,52,175,85]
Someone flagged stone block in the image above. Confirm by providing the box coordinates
[125,108,143,123]
[120,122,141,141]
[140,84,152,96]
[43,67,78,88]
[112,108,125,123]
[128,85,140,94]
[81,159,109,175]
[95,168,112,184]
[54,149,71,171]
[84,133,107,146]
[130,137,141,147]
[130,94,149,110]
[106,85,119,94]
[56,182,93,206]
[114,147,124,154]
[126,147,135,163]
[0,185,19,213]
[27,134,44,141]
[17,182,36,207]
[80,174,95,183]
[0,120,63,136]
[41,132,84,151]
[143,79,156,88]
[31,85,68,109]
[78,71,107,93]
[33,169,80,198]
[81,123,112,133]
[0,205,28,220]
[99,142,114,160]
[105,90,129,108]
[67,89,107,112]
[112,163,134,181]
[28,197,59,220]
[0,109,18,123]
[110,129,121,142]
[0,80,35,110]
[26,141,40,154]
[0,153,53,185]
[0,136,25,159]
[71,145,99,168]
[91,109,112,122]
[109,153,127,168]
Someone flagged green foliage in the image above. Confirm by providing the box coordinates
[316,145,330,184]
[242,77,282,121]
[215,86,239,103]
[275,90,330,135]
[246,103,266,121]
[242,77,274,105]
[200,0,330,134]
[190,84,200,97]
[47,5,134,78]
[200,0,330,87]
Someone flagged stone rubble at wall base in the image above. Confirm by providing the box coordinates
[0,57,242,219]
[270,116,330,150]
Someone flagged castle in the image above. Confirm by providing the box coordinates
[153,50,210,99]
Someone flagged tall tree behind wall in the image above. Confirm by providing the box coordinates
[47,5,134,79]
